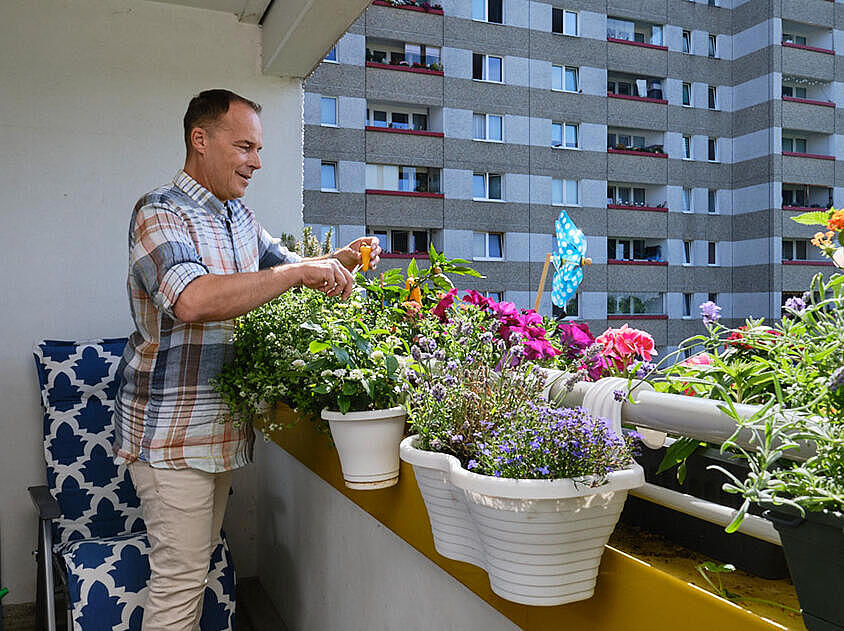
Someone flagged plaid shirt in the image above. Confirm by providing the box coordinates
[113,170,300,472]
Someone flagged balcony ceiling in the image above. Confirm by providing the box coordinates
[152,0,371,77]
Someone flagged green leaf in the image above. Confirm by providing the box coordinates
[300,321,324,333]
[341,381,357,395]
[332,345,351,366]
[431,274,454,291]
[385,354,399,378]
[677,461,687,485]
[428,241,437,260]
[308,340,331,354]
[312,384,330,394]
[338,396,351,414]
[362,378,375,398]
[790,210,832,226]
[657,437,700,474]
[407,257,419,278]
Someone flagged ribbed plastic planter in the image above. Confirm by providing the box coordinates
[322,406,407,490]
[400,435,645,606]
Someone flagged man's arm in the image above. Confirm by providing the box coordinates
[173,258,354,323]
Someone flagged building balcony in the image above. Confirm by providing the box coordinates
[371,0,444,14]
[366,38,443,74]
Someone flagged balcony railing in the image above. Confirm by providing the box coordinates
[371,0,444,13]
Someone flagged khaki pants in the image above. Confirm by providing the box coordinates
[128,461,232,631]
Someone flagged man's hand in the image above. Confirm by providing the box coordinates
[331,236,382,272]
[297,258,355,299]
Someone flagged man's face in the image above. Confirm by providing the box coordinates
[201,101,263,201]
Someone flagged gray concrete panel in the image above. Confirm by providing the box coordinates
[667,318,709,343]
[782,47,835,81]
[782,263,837,290]
[366,194,445,228]
[530,32,607,67]
[668,107,733,138]
[667,160,732,189]
[781,100,836,133]
[366,131,444,166]
[304,125,365,161]
[668,212,732,239]
[531,205,608,236]
[459,260,531,291]
[781,0,833,29]
[731,264,775,291]
[608,318,667,346]
[444,138,531,173]
[667,54,732,87]
[725,155,777,189]
[608,153,668,184]
[544,0,608,13]
[304,191,367,225]
[669,2,732,35]
[730,0,778,34]
[606,264,668,291]
[607,208,668,238]
[348,14,365,34]
[731,101,775,137]
[782,209,830,238]
[607,98,669,131]
[365,5,444,44]
[306,63,366,97]
[366,67,444,106]
[781,155,835,187]
[731,48,775,87]
[530,91,608,125]
[444,19,528,57]
[443,78,529,115]
[607,42,668,77]
[607,0,666,24]
[531,147,608,180]
[733,209,780,241]
[689,264,733,289]
[444,199,532,231]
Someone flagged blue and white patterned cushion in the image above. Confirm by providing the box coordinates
[33,339,144,550]
[63,532,236,631]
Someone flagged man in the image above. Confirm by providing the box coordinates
[112,89,380,630]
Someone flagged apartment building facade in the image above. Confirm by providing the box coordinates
[302,0,843,349]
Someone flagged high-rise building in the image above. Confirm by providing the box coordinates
[303,0,841,350]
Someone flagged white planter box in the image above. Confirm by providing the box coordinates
[400,435,644,606]
[322,406,407,490]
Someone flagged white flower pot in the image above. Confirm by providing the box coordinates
[400,435,644,606]
[322,406,407,490]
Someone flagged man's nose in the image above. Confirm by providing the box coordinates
[249,150,261,170]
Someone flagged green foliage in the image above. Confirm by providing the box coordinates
[790,209,833,226]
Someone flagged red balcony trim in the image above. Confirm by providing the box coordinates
[782,259,835,266]
[608,93,668,105]
[366,189,444,198]
[607,148,668,158]
[608,314,669,320]
[365,126,444,137]
[782,151,835,161]
[782,41,834,55]
[606,37,668,51]
[608,259,669,266]
[380,252,431,259]
[782,96,835,108]
[782,205,830,212]
[607,204,668,213]
[365,62,444,76]
[371,0,444,13]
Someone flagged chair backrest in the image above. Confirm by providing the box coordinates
[33,339,145,549]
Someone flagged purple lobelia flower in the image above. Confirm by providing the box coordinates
[785,296,806,314]
[699,301,722,326]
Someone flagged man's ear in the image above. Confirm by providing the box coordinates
[190,127,208,155]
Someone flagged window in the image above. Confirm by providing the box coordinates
[607,238,663,261]
[552,66,580,93]
[553,294,579,319]
[782,186,808,208]
[707,137,717,162]
[552,122,579,148]
[367,107,429,131]
[682,82,691,106]
[683,293,693,317]
[403,43,440,66]
[708,292,718,304]
[708,34,717,58]
[473,173,503,200]
[552,65,563,91]
[607,185,645,206]
[607,132,645,150]
[320,97,337,126]
[708,189,717,213]
[473,232,504,259]
[682,188,693,212]
[370,228,431,254]
[782,85,807,99]
[782,33,807,46]
[483,290,505,301]
[607,292,663,315]
[366,164,440,193]
[473,53,503,82]
[473,113,503,141]
[682,30,691,54]
[708,241,717,265]
[564,66,579,92]
[708,86,717,109]
[473,0,503,23]
[682,135,692,159]
[321,162,337,191]
[324,46,337,62]
[552,9,578,35]
[552,178,579,205]
[782,136,807,153]
[683,240,693,265]
[783,239,808,261]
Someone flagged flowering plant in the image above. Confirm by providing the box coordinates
[595,324,657,374]
[403,320,638,482]
[792,206,844,264]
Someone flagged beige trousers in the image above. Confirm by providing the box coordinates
[128,461,232,631]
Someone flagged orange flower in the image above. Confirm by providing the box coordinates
[828,210,844,231]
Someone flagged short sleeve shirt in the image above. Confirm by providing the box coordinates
[113,170,300,472]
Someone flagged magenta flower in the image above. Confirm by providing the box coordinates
[432,288,458,322]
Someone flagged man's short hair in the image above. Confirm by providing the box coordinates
[183,89,262,152]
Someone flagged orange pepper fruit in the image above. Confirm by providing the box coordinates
[359,243,371,271]
[405,277,422,303]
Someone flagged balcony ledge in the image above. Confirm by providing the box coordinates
[782,96,835,108]
[607,204,668,213]
[607,148,668,158]
[608,93,668,105]
[782,205,831,212]
[371,0,444,13]
[782,259,835,266]
[606,37,668,51]
[380,252,430,259]
[782,41,834,55]
[608,260,668,266]
[608,314,669,320]
[365,126,444,137]
[365,62,444,75]
[366,189,444,198]
[782,151,835,161]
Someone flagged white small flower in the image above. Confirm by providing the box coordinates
[321,369,333,378]
[371,350,385,362]
[349,369,364,380]
[333,368,347,378]
[291,359,306,369]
